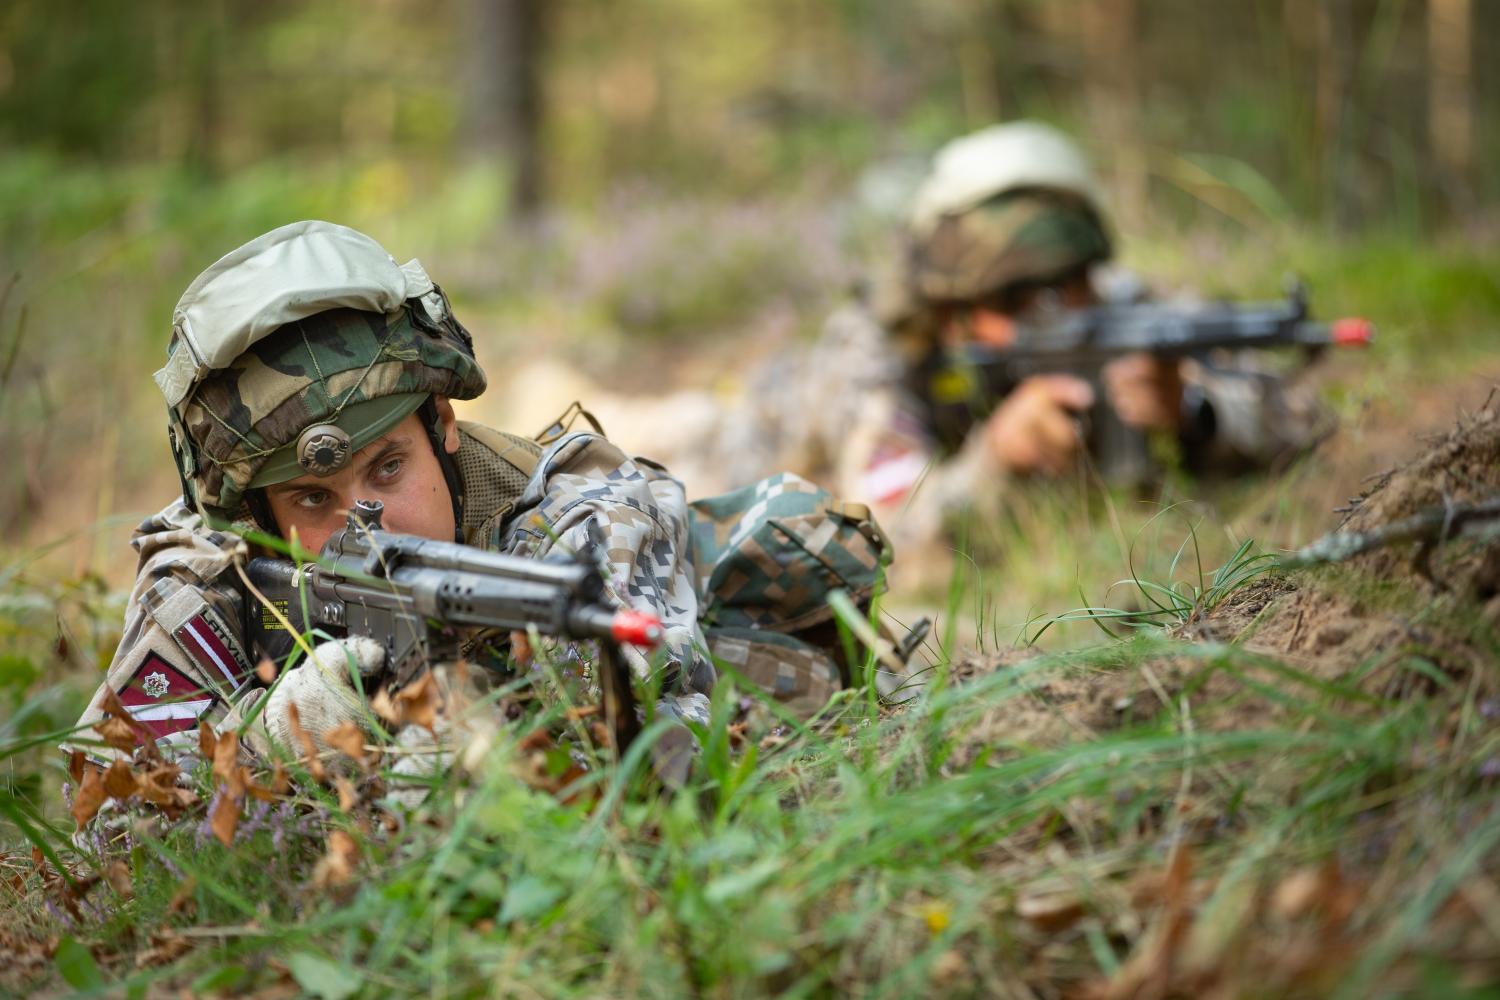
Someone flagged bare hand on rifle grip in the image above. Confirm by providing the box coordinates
[985,374,1095,476]
[1102,353,1183,432]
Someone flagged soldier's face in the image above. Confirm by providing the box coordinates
[264,398,461,553]
[949,273,1099,347]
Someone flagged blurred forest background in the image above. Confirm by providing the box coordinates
[1,0,1498,585]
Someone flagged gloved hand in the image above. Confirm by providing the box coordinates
[265,637,386,755]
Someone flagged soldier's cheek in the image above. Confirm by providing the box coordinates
[369,479,455,543]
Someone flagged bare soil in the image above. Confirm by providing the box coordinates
[952,383,1500,752]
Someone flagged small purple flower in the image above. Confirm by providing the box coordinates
[196,788,225,846]
[44,898,75,931]
[1479,757,1500,779]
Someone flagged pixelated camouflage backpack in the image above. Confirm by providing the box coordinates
[688,473,917,711]
[689,472,890,637]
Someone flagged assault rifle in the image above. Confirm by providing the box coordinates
[243,499,661,753]
[926,283,1374,481]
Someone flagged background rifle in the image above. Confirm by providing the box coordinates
[924,282,1374,482]
[243,499,661,753]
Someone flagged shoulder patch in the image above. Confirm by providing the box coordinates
[117,652,220,744]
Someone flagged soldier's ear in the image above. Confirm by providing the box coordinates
[433,396,461,454]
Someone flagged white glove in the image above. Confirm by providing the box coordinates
[265,637,385,754]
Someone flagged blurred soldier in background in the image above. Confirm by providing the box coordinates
[547,122,1325,568]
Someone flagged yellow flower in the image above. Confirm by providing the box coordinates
[921,901,951,935]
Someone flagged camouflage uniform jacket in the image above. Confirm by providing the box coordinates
[70,422,717,759]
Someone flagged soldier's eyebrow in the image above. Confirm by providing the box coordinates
[356,435,412,473]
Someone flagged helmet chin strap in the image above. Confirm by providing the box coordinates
[419,396,466,542]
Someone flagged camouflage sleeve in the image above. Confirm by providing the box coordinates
[66,501,259,762]
[790,302,1013,581]
[1181,358,1331,472]
[497,433,714,702]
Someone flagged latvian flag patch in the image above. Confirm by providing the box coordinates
[173,612,252,693]
[117,652,219,743]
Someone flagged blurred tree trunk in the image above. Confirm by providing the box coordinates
[1079,0,1145,226]
[186,0,226,176]
[1427,0,1473,206]
[1314,0,1355,228]
[465,0,545,218]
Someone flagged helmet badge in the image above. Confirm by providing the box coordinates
[296,424,353,476]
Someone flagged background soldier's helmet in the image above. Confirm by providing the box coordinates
[155,220,487,522]
[903,121,1113,306]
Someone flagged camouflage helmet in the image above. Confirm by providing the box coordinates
[904,122,1112,306]
[157,221,487,522]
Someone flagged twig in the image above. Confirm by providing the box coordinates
[1283,496,1500,568]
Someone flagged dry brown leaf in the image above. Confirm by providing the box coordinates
[102,759,137,801]
[67,751,84,784]
[93,715,138,754]
[323,722,368,768]
[394,671,439,732]
[198,720,218,761]
[167,876,197,916]
[209,790,240,847]
[334,776,359,813]
[564,704,601,721]
[312,830,359,888]
[370,686,401,726]
[245,767,279,803]
[286,703,326,781]
[255,657,278,684]
[98,689,160,761]
[1094,845,1196,1000]
[103,860,132,898]
[135,764,183,808]
[1016,892,1087,934]
[1271,866,1323,920]
[212,730,247,798]
[135,929,192,968]
[518,727,553,752]
[70,767,105,830]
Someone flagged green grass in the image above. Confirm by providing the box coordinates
[4,537,1500,996]
[2,166,1499,995]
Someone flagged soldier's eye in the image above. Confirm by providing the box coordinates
[295,490,330,510]
[373,457,403,482]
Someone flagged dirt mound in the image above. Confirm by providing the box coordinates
[953,390,1500,752]
[1339,390,1500,533]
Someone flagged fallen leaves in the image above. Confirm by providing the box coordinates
[256,657,279,684]
[312,830,360,889]
[94,689,160,761]
[134,929,192,969]
[70,767,105,830]
[373,671,439,733]
[1015,892,1087,934]
[209,790,240,848]
[323,722,370,771]
[285,703,326,782]
[102,861,132,899]
[102,760,136,800]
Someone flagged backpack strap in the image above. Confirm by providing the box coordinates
[534,400,608,446]
[457,421,541,478]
